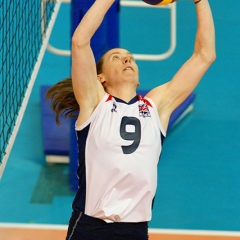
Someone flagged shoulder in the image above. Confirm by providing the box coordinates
[145,83,172,132]
[145,83,169,110]
[76,92,109,127]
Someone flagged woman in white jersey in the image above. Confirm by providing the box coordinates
[47,0,215,239]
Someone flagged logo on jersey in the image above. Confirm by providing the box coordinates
[111,103,117,113]
[139,102,151,117]
[106,95,117,113]
[138,96,152,118]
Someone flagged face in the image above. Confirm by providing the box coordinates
[98,48,139,90]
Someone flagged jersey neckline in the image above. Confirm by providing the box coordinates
[112,95,138,105]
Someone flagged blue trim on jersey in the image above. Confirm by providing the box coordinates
[113,95,138,105]
[152,132,165,210]
[72,124,90,212]
[161,132,165,144]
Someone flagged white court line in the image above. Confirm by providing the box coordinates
[0,223,68,230]
[0,223,240,237]
[149,228,240,237]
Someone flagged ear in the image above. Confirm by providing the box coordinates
[97,74,105,84]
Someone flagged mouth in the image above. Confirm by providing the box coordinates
[123,66,134,72]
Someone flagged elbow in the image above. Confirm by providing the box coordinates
[198,49,216,66]
[194,41,216,65]
[207,50,217,64]
[72,33,90,49]
[212,51,217,62]
[208,53,216,67]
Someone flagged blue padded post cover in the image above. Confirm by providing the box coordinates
[40,86,70,156]
[69,0,120,191]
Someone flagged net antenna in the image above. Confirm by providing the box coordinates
[0,0,62,178]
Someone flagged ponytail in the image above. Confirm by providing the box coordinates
[46,77,79,125]
[46,50,107,124]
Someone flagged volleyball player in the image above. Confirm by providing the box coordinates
[47,0,215,239]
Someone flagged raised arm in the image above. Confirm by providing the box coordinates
[71,0,115,124]
[147,0,216,131]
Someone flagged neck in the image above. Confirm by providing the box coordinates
[107,86,137,103]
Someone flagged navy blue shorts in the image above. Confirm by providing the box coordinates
[66,211,149,240]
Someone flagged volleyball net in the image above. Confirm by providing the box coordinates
[0,0,62,178]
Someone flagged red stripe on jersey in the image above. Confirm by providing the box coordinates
[105,95,113,102]
[138,95,152,108]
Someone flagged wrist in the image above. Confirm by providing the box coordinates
[194,0,202,4]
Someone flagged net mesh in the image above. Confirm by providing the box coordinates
[0,0,58,168]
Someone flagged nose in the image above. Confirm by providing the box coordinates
[123,56,131,64]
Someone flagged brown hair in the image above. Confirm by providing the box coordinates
[46,77,78,125]
[46,54,106,125]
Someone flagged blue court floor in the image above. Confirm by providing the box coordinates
[0,0,240,233]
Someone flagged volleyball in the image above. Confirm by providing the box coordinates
[142,0,177,6]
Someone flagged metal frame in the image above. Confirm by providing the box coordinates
[47,0,177,61]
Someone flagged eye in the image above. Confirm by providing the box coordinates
[113,55,120,60]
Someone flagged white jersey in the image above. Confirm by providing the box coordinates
[73,93,166,223]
